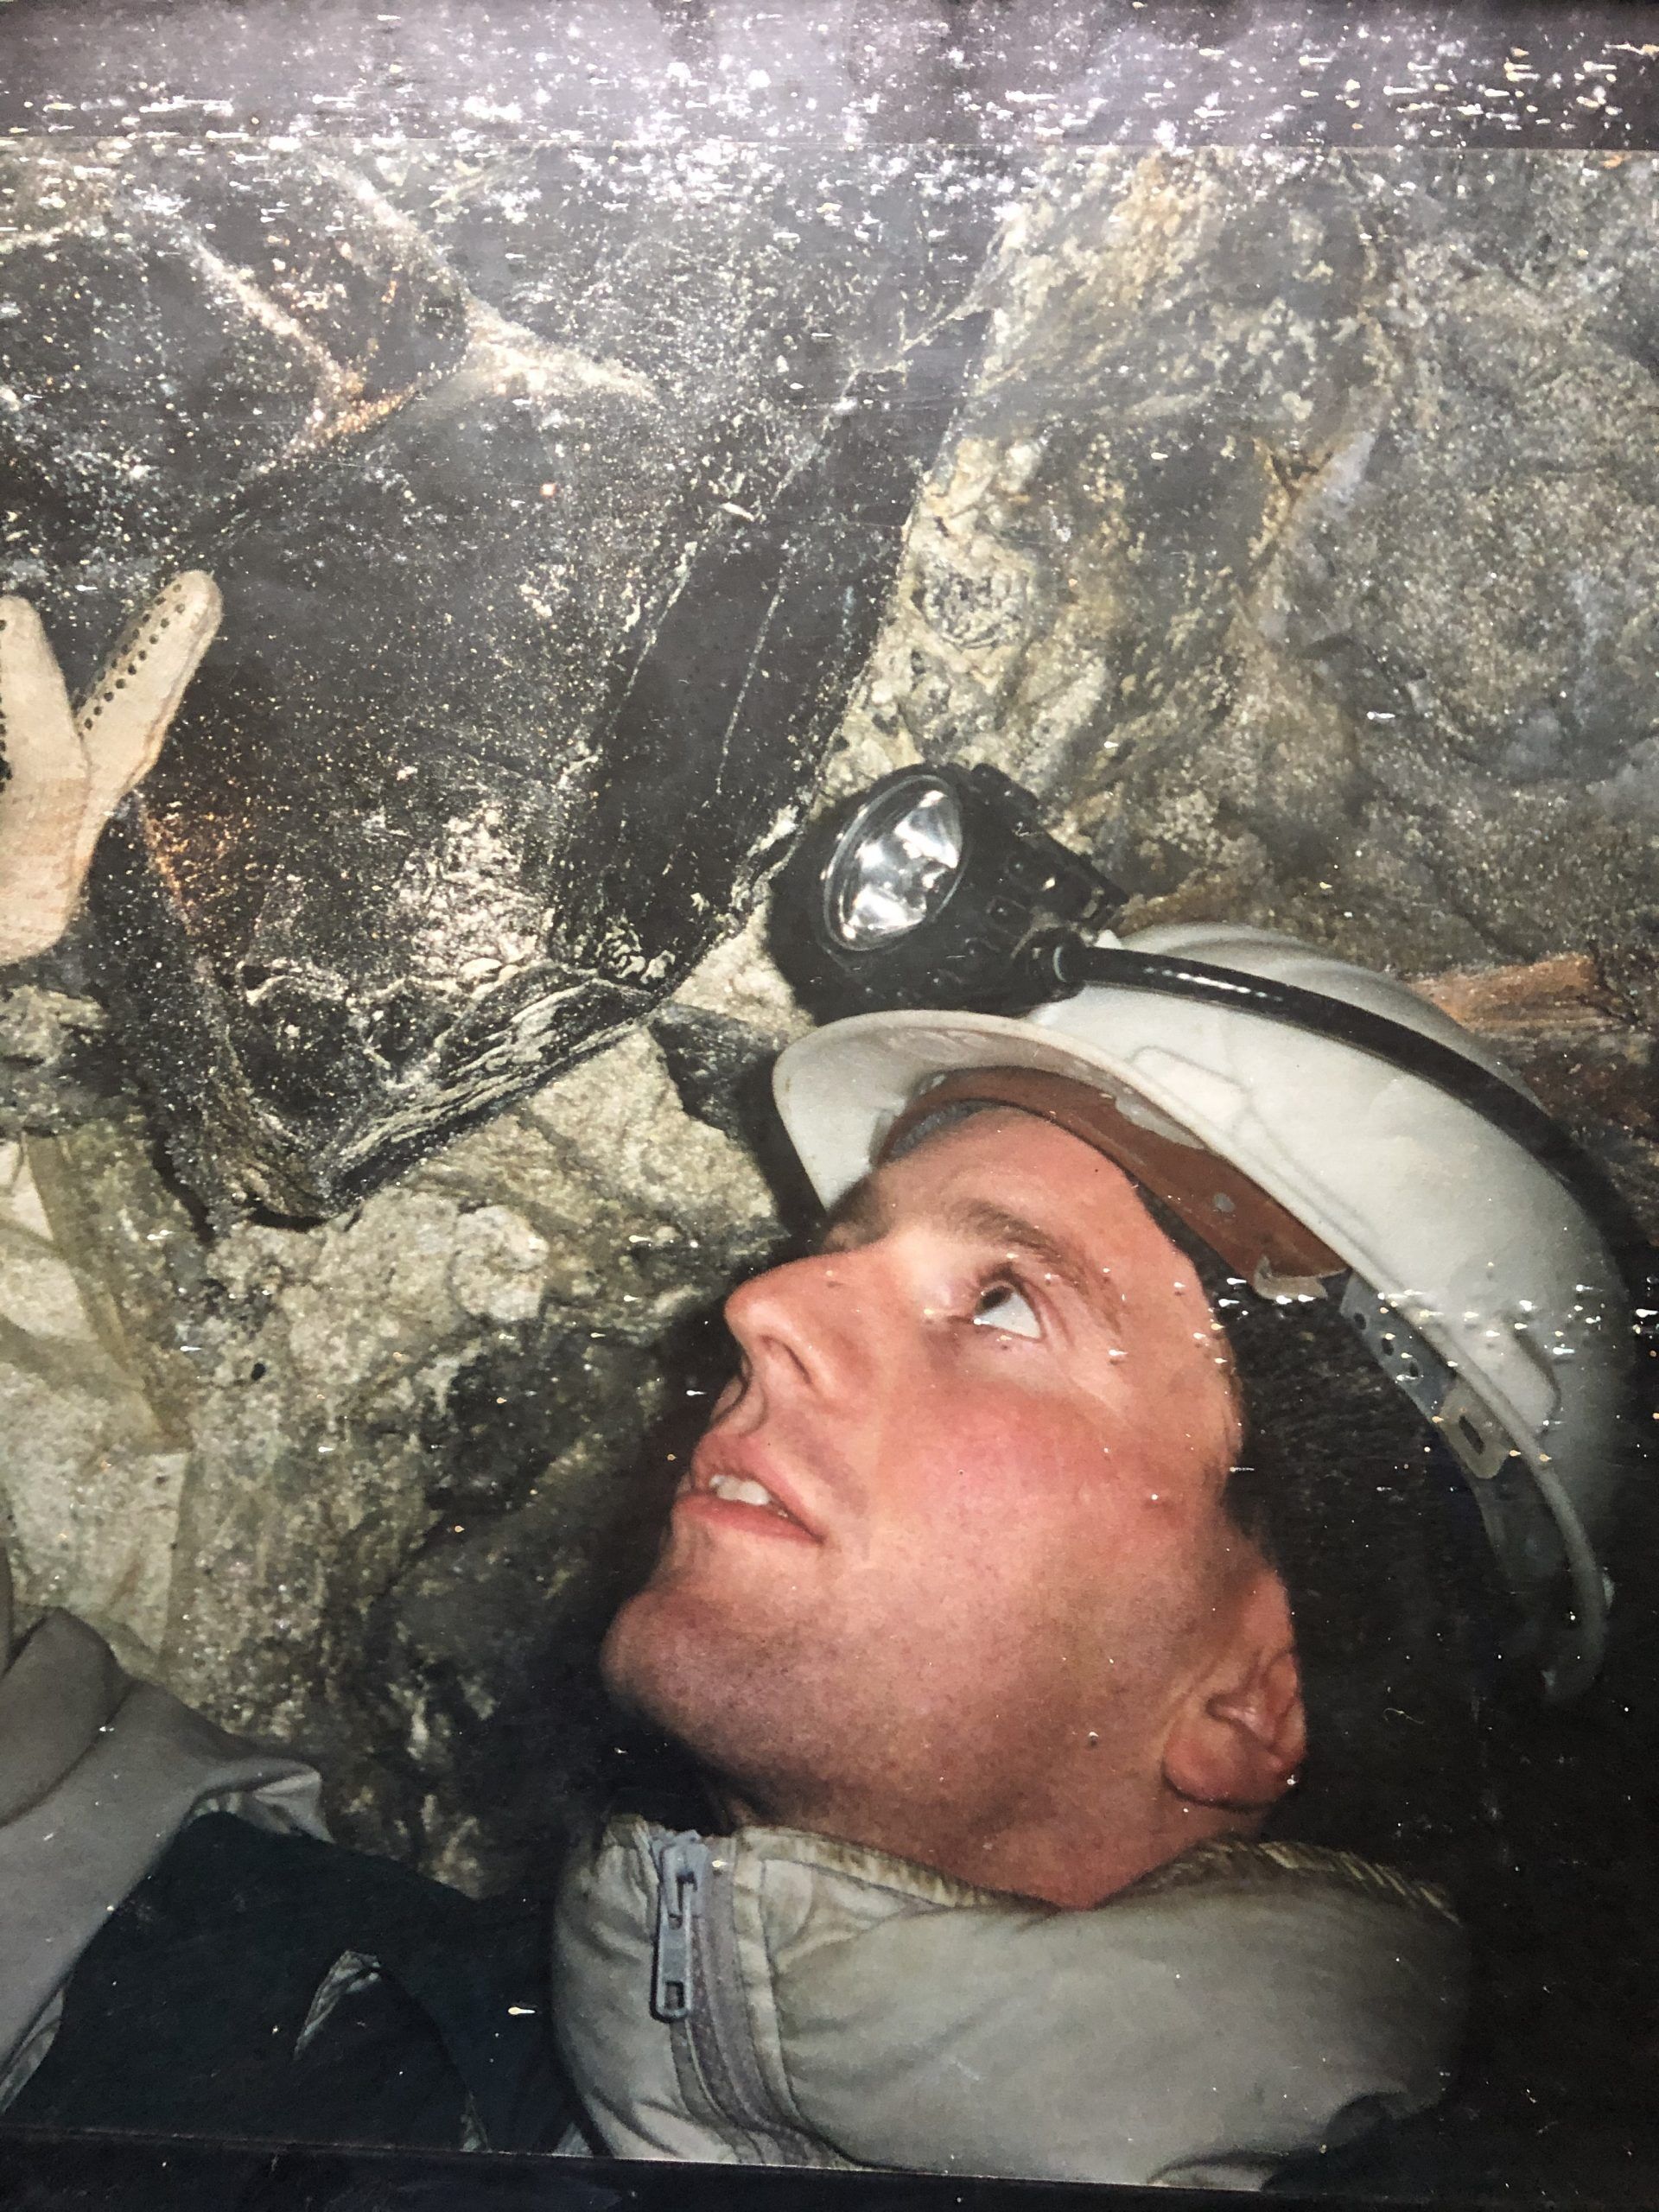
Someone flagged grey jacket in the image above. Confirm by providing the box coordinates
[0,1552,327,2109]
[0,1554,1468,2184]
[555,1812,1469,2188]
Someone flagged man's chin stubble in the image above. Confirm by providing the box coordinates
[597,1587,870,1826]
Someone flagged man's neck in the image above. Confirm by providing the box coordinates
[709,1777,1256,1910]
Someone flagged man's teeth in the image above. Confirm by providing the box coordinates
[709,1471,786,1513]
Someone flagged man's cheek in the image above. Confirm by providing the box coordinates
[929,1395,1081,1495]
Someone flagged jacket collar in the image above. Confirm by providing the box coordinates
[554,1812,1467,2187]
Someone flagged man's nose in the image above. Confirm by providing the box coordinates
[721,1251,867,1403]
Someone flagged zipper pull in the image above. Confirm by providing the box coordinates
[651,1832,711,2022]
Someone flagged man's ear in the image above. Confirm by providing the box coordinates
[1161,1567,1306,1814]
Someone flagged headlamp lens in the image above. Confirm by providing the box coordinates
[825,780,964,950]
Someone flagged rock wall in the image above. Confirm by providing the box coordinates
[830,149,1659,1205]
[2,137,1001,1216]
[2,144,1656,1888]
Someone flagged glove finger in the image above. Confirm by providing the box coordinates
[0,598,92,964]
[73,570,222,878]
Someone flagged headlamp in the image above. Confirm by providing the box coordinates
[772,761,1645,1328]
[784,762,1123,1014]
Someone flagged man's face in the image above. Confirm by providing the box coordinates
[601,1109,1261,1900]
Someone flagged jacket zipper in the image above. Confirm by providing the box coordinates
[650,1829,837,2164]
[651,1831,708,2023]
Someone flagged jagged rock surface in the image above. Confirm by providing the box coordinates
[824,145,1658,1211]
[2,138,1001,1217]
[848,153,1659,1011]
[0,1018,788,1883]
[2,146,1656,1888]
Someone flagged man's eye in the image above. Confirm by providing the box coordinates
[971,1283,1042,1339]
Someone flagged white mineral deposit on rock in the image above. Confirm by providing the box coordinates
[448,1205,552,1325]
[0,1139,192,1666]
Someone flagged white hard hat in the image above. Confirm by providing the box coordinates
[773,922,1640,1700]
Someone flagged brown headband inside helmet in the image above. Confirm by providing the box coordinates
[878,1067,1344,1295]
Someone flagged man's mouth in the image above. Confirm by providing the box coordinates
[706,1470,793,1516]
[677,1446,819,1542]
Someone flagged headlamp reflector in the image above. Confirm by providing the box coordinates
[824,778,964,950]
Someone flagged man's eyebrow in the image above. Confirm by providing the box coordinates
[817,1183,1118,1324]
[938,1196,1106,1312]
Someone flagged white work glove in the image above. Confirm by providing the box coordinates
[0,574,221,964]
